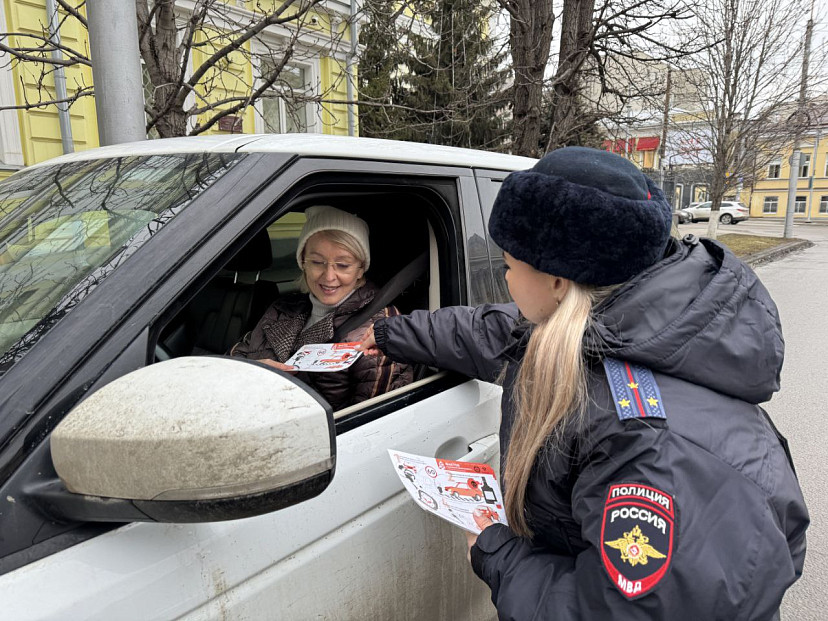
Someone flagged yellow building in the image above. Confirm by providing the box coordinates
[745,130,828,220]
[0,1,359,181]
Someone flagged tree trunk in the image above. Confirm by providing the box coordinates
[508,0,555,157]
[154,108,188,138]
[546,0,594,152]
[138,0,186,137]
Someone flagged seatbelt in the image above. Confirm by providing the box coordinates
[333,251,429,342]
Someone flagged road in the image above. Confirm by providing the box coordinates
[678,219,828,620]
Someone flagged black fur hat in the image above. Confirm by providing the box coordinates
[489,146,672,286]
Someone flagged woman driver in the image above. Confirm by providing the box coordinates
[231,205,412,409]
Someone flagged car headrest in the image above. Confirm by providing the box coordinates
[226,229,272,272]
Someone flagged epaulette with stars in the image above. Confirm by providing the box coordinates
[602,358,667,421]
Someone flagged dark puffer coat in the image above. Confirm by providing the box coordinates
[231,282,413,410]
[373,237,808,620]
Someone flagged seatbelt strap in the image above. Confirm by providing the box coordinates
[333,251,429,342]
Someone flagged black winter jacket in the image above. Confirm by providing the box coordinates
[373,237,808,620]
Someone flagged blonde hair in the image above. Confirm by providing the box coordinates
[505,282,618,537]
[298,229,367,293]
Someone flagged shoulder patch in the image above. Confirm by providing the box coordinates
[601,483,676,600]
[602,358,666,421]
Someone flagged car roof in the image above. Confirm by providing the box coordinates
[27,134,538,172]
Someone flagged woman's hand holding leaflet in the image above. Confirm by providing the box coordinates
[466,508,495,563]
[257,359,297,374]
[356,324,381,356]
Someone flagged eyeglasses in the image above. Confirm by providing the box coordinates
[302,259,362,275]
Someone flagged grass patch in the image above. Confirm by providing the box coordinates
[717,234,791,258]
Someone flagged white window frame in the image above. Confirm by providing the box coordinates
[763,196,778,214]
[819,195,828,214]
[0,6,24,168]
[691,184,708,203]
[798,153,811,178]
[767,158,781,179]
[794,195,807,214]
[252,42,320,135]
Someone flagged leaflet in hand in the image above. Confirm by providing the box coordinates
[284,342,363,372]
[389,449,508,534]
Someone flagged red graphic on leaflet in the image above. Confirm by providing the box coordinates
[436,458,495,476]
[389,450,508,534]
[284,342,363,372]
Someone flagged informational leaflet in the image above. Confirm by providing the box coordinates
[388,449,508,534]
[284,342,363,372]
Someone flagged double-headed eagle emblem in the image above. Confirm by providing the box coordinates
[604,525,666,566]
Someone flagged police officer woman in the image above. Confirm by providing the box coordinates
[358,147,808,619]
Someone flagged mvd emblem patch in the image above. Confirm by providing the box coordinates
[602,358,666,421]
[601,483,676,600]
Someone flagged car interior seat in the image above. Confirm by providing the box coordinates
[159,228,277,358]
[191,228,277,355]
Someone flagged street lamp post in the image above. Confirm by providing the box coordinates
[87,0,146,146]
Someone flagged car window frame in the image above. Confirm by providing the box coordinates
[145,160,475,435]
[473,169,513,304]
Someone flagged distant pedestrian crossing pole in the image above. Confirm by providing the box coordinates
[783,0,814,239]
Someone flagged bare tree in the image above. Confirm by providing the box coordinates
[494,0,702,157]
[496,0,555,156]
[0,1,352,138]
[674,0,815,238]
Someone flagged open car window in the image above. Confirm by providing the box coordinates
[153,178,458,422]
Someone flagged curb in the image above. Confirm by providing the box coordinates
[744,239,814,267]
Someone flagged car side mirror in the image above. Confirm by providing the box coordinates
[38,357,334,523]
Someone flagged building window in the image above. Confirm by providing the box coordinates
[799,154,811,178]
[763,196,778,213]
[767,158,781,179]
[674,184,683,207]
[820,196,828,214]
[692,184,708,202]
[794,196,807,214]
[259,60,314,134]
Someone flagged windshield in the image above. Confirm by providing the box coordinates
[0,152,243,372]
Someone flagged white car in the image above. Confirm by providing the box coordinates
[0,135,536,620]
[678,201,750,225]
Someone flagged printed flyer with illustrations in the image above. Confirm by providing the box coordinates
[284,342,363,372]
[389,449,508,534]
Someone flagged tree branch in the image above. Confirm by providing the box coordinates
[55,0,88,29]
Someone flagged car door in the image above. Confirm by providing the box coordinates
[471,169,513,305]
[0,155,501,620]
[695,201,712,220]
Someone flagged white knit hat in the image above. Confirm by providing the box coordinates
[295,205,371,271]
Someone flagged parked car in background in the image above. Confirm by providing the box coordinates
[678,201,750,225]
[676,202,703,223]
[0,134,535,620]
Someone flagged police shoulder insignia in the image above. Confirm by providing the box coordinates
[602,358,666,421]
[601,483,676,600]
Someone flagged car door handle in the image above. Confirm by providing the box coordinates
[462,433,499,464]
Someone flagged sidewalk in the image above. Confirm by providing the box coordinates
[743,239,814,268]
[749,217,828,226]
